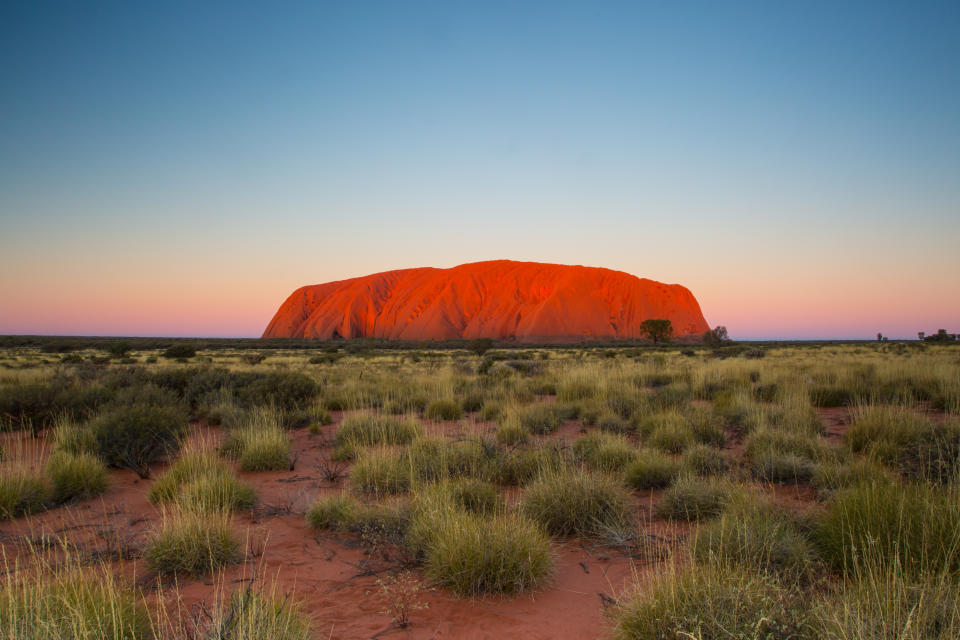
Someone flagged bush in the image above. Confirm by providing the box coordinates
[446,478,501,515]
[46,451,108,504]
[0,469,48,519]
[625,449,681,490]
[812,458,893,497]
[425,399,463,421]
[89,400,188,479]
[522,469,633,538]
[494,446,564,486]
[51,417,98,457]
[146,509,240,575]
[611,563,807,640]
[162,344,196,359]
[655,476,728,522]
[573,432,636,473]
[682,444,729,476]
[231,371,319,410]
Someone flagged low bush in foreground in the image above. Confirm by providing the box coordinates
[522,469,633,538]
[334,415,422,459]
[425,399,463,421]
[149,446,255,511]
[682,444,729,477]
[89,399,188,479]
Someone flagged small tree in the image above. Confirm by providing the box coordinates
[640,319,673,345]
[918,332,925,341]
[703,326,729,345]
[877,333,884,342]
[107,340,131,358]
[468,338,495,357]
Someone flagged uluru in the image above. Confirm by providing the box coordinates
[263,260,710,342]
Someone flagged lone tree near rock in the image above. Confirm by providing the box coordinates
[640,319,673,345]
[703,326,730,345]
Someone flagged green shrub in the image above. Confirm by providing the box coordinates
[686,407,727,447]
[597,412,631,435]
[162,344,196,359]
[522,469,633,538]
[574,432,636,473]
[682,444,729,476]
[425,399,463,421]
[655,476,728,522]
[46,451,108,504]
[494,446,565,486]
[744,427,829,463]
[177,471,257,512]
[611,563,807,640]
[625,449,681,490]
[812,458,893,497]
[89,400,188,479]
[146,509,240,575]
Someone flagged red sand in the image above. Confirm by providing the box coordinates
[263,260,710,341]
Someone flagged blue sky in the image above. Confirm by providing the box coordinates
[1,1,958,338]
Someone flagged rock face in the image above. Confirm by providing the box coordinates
[262,260,710,342]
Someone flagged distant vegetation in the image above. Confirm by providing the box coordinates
[0,338,958,637]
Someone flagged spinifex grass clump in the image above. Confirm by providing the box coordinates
[425,398,463,421]
[654,475,729,522]
[625,448,681,490]
[182,585,313,640]
[221,407,291,471]
[149,444,256,511]
[522,468,633,539]
[408,486,552,597]
[690,495,816,579]
[495,415,529,446]
[146,508,241,576]
[745,426,828,484]
[516,402,567,435]
[334,414,422,459]
[813,480,960,579]
[610,562,807,640]
[0,549,151,639]
[846,405,960,482]
[682,444,729,477]
[45,451,108,504]
[0,467,48,519]
[573,431,636,473]
[349,447,414,496]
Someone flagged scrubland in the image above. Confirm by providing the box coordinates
[0,339,958,639]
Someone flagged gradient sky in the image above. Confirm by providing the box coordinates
[2,1,958,339]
